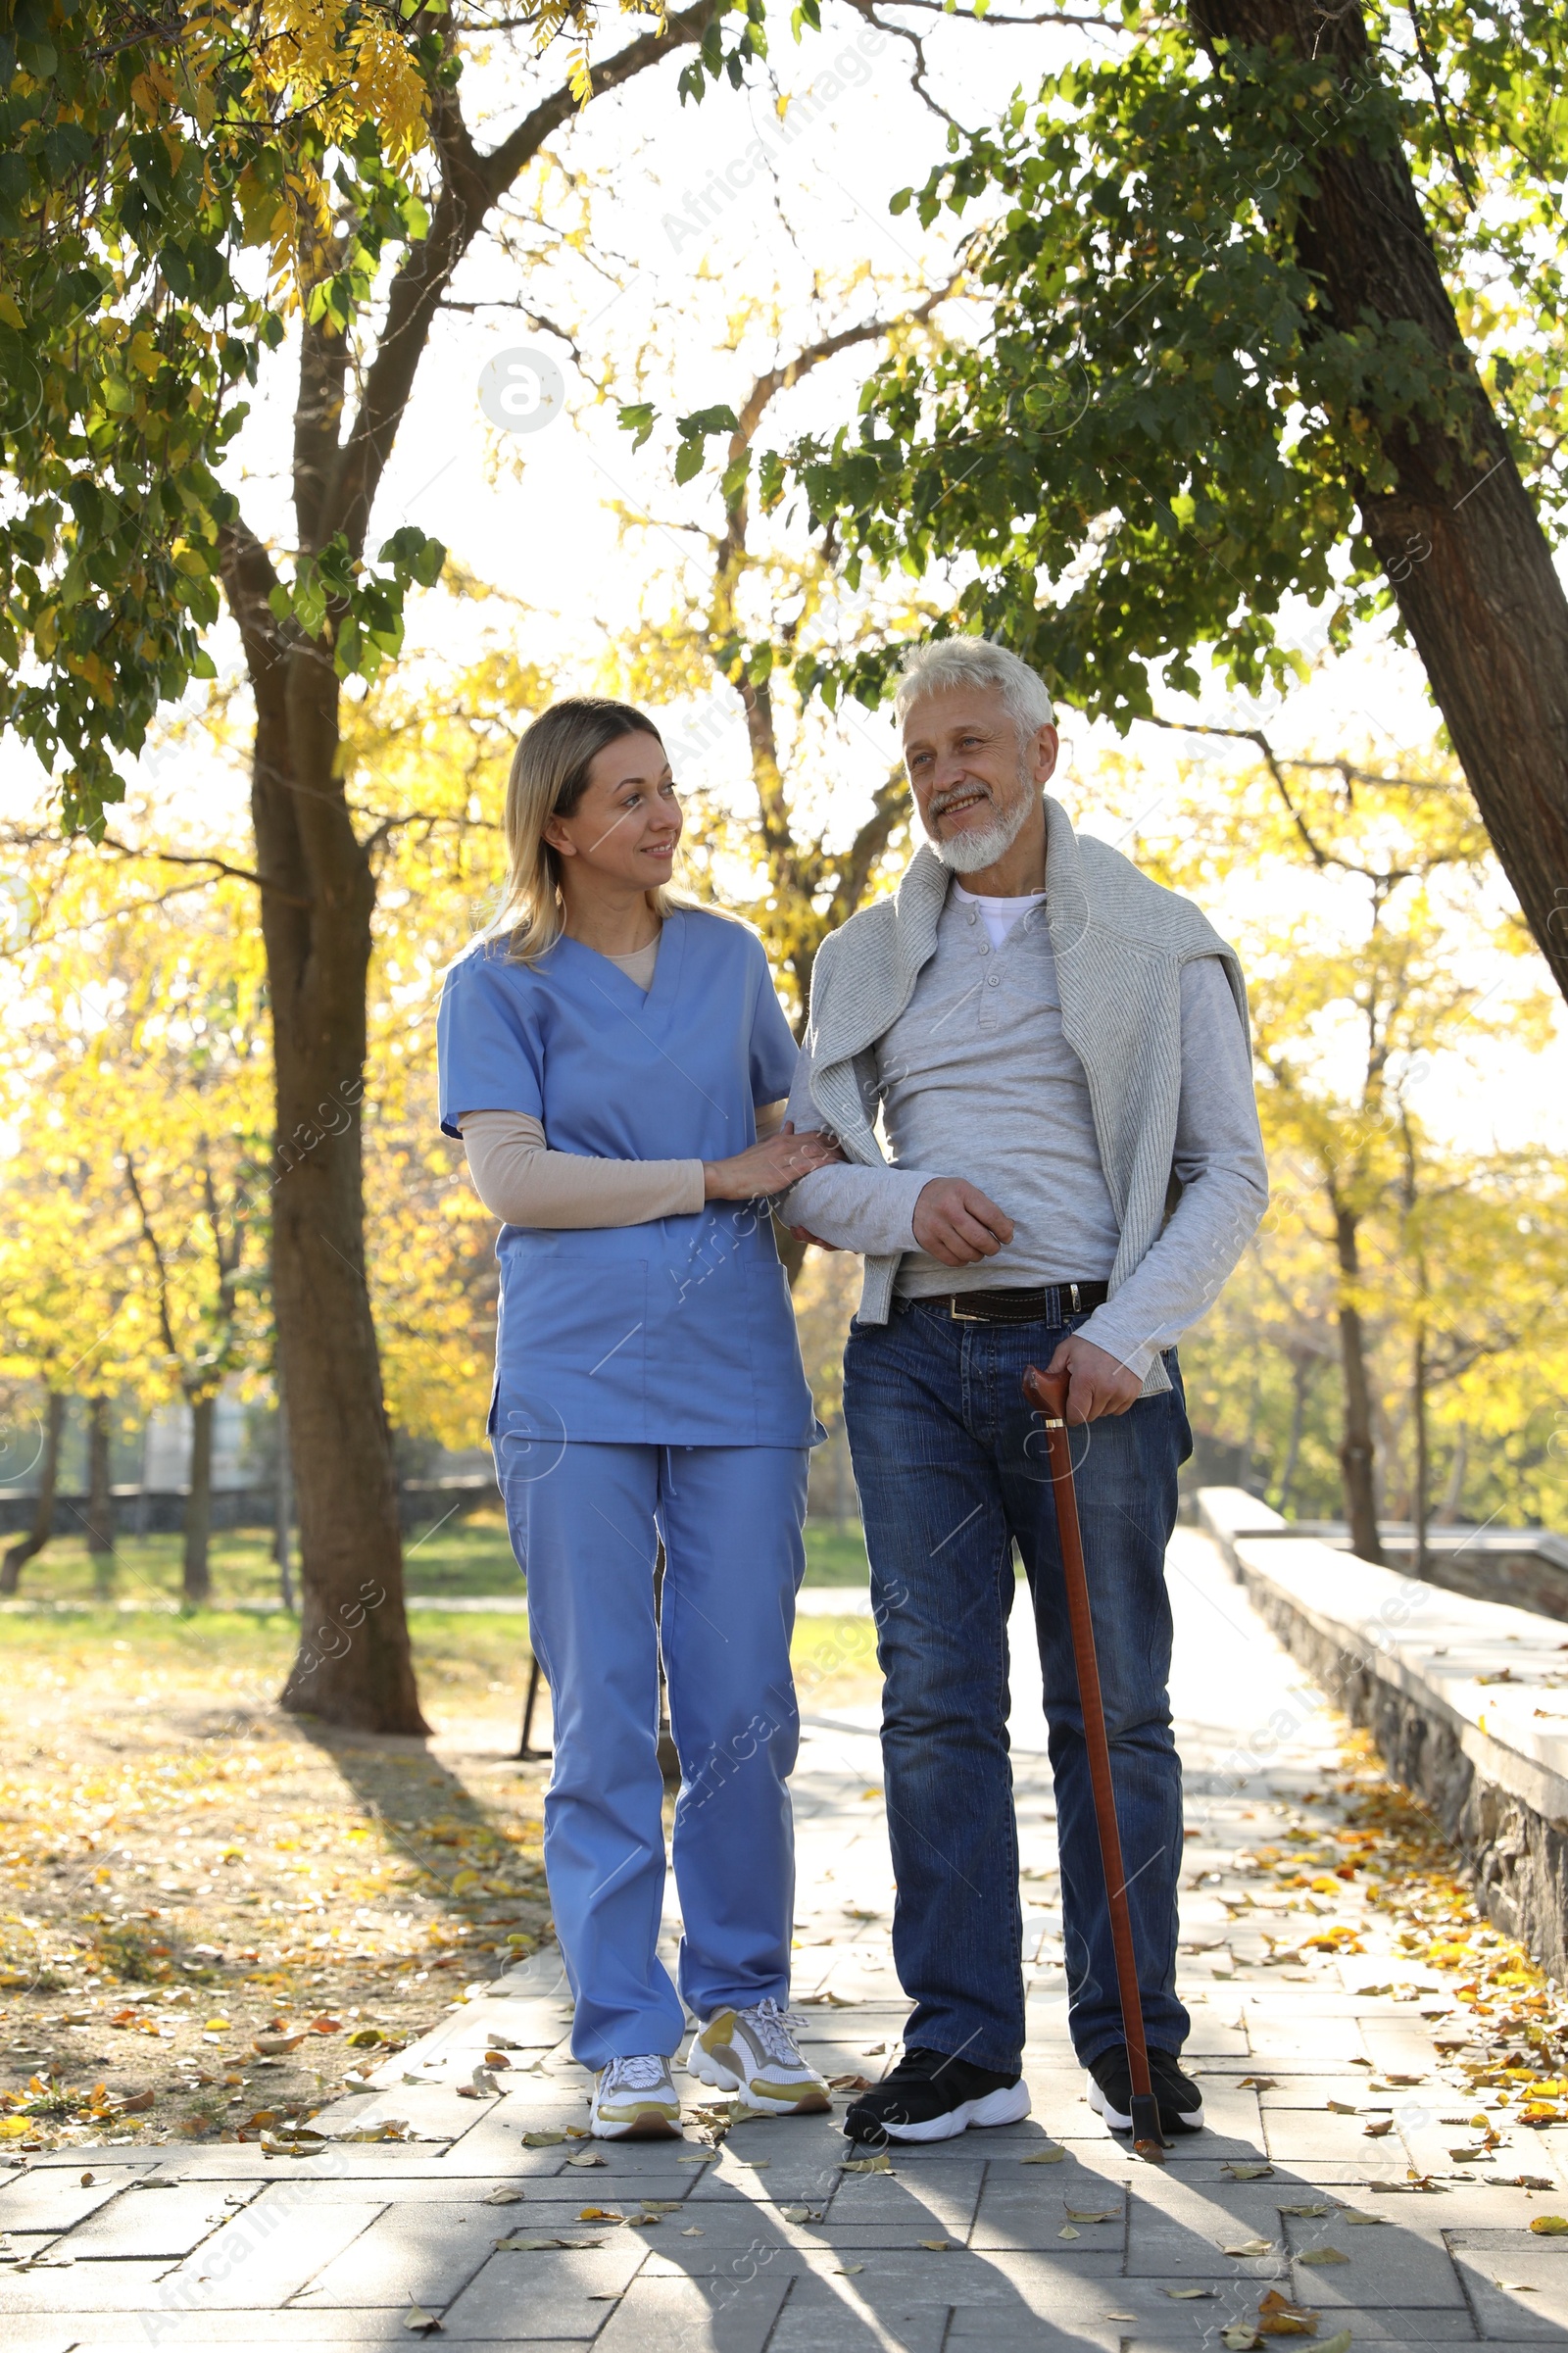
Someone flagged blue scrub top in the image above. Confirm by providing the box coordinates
[437,908,820,1449]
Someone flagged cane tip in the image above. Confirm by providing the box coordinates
[1134,2137,1169,2165]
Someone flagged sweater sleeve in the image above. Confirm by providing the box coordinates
[459,1102,792,1229]
[460,1110,705,1228]
[774,1037,932,1255]
[1075,956,1268,1378]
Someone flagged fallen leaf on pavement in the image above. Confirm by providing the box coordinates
[828,2074,871,2091]
[1325,2100,1358,2115]
[565,2151,607,2168]
[403,2306,443,2334]
[481,2188,525,2205]
[254,2034,306,2055]
[1297,2246,1349,2266]
[1164,2286,1216,2298]
[308,2017,342,2034]
[834,2264,864,2275]
[1363,2118,1395,2137]
[1277,2204,1328,2219]
[1338,2208,1388,2226]
[920,2238,952,2250]
[1224,2238,1275,2258]
[1058,2226,1080,2240]
[1317,2335,1352,2353]
[1256,2287,1320,2334]
[1224,2163,1275,2180]
[841,2153,892,2174]
[1239,2077,1280,2090]
[521,2132,564,2147]
[1532,2216,1568,2234]
[1022,2144,1066,2164]
[1223,2330,1263,2351]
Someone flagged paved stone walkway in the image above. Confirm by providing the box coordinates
[6,1530,1568,2349]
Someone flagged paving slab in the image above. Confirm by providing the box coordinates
[0,2167,153,2230]
[59,2178,263,2258]
[438,2240,672,2338]
[154,2194,388,2310]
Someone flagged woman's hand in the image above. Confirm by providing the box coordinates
[704,1119,844,1201]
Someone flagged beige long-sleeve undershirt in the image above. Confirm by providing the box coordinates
[456,935,788,1229]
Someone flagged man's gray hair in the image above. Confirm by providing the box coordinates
[894,638,1055,741]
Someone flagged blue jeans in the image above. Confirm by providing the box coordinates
[843,1299,1193,2076]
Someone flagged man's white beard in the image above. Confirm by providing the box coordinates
[929,779,1037,875]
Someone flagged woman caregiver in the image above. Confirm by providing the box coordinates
[437,697,840,2139]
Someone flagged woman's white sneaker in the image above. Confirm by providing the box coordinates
[686,1999,831,2114]
[590,2053,683,2138]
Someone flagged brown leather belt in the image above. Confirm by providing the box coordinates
[932,1281,1111,1325]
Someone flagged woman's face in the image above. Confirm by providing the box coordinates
[546,731,682,894]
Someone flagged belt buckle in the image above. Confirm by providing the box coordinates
[1066,1282,1082,1315]
[949,1297,986,1323]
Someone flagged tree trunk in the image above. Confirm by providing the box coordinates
[1411,1326,1430,1582]
[1331,1206,1383,1563]
[221,542,427,1735]
[1190,0,1568,1005]
[182,1394,215,1608]
[84,1395,115,1593]
[1435,1424,1468,1525]
[273,1378,296,1613]
[1271,1352,1312,1518]
[1,1391,65,1594]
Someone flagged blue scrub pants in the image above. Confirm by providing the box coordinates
[504,1439,808,2066]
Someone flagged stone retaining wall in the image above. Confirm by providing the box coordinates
[1199,1487,1568,1983]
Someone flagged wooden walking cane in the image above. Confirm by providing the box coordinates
[1021,1363,1170,2162]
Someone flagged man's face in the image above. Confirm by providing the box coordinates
[902,684,1058,869]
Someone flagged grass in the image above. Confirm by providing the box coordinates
[5,1510,871,1609]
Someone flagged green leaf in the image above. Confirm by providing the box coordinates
[618,401,658,451]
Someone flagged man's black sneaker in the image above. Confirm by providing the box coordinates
[844,2046,1031,2145]
[1086,2045,1204,2135]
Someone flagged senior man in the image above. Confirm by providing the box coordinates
[782,638,1267,2146]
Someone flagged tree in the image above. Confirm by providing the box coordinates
[613,276,956,1023]
[0,1390,66,1595]
[754,0,1568,1004]
[0,0,771,1729]
[112,911,272,1607]
[0,843,274,1600]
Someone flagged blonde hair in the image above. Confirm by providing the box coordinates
[499,697,674,964]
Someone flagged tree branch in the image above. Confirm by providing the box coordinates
[826,764,909,929]
[326,0,717,556]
